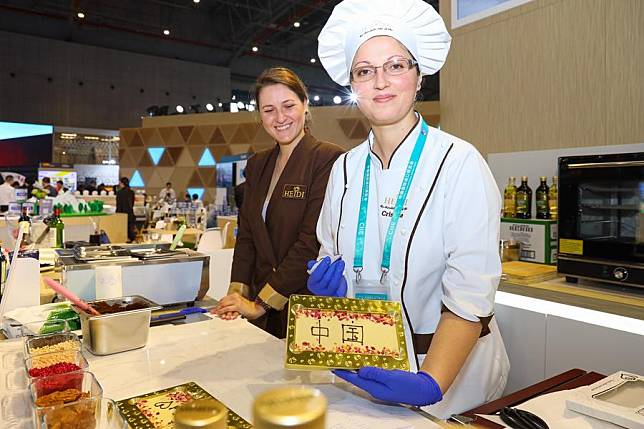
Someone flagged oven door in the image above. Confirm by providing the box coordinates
[559,153,644,272]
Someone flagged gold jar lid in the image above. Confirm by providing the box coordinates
[174,399,228,429]
[253,386,327,429]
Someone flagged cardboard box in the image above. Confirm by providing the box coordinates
[500,218,557,265]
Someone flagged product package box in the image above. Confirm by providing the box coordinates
[500,218,557,265]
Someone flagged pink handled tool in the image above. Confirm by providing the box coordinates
[44,277,101,316]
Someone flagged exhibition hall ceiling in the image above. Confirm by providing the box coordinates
[0,0,440,97]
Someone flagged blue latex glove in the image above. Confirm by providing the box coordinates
[306,257,347,297]
[333,367,443,407]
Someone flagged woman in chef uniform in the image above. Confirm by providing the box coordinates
[307,0,510,419]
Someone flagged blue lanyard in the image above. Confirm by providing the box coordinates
[353,120,429,282]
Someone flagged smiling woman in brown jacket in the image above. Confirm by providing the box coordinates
[212,68,344,338]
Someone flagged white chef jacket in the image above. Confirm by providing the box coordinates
[0,182,16,207]
[316,114,509,418]
[159,188,176,204]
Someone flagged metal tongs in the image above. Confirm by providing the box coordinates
[499,406,549,429]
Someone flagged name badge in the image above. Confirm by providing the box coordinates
[282,184,307,200]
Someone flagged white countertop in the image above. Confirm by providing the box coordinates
[1,315,440,428]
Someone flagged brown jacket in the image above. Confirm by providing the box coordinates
[229,133,344,338]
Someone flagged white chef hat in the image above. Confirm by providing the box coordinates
[318,0,452,86]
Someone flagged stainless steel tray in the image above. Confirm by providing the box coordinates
[73,295,162,355]
[129,248,187,260]
[73,245,131,261]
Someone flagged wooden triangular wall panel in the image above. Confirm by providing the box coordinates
[198,168,216,187]
[166,147,184,164]
[209,127,227,145]
[195,125,215,144]
[129,131,144,147]
[155,168,174,185]
[177,126,194,142]
[139,150,154,167]
[187,130,205,146]
[188,146,205,164]
[157,150,174,167]
[187,170,204,187]
[350,120,368,140]
[210,145,232,161]
[128,148,145,166]
[219,124,237,142]
[170,168,193,189]
[139,128,164,147]
[338,119,357,138]
[175,149,195,167]
[230,127,251,145]
[159,127,183,147]
[229,144,251,155]
[119,129,138,147]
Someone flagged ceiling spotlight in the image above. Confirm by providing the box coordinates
[77,12,85,19]
[236,101,245,109]
[193,0,200,3]
[293,21,301,28]
[251,46,259,52]
[163,29,170,36]
[146,105,160,116]
[313,95,320,102]
[250,99,256,105]
[205,103,214,111]
[176,105,184,113]
[333,96,342,105]
[217,102,223,108]
[310,58,316,63]
[232,95,236,101]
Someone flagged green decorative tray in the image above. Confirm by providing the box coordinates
[285,295,409,371]
[117,382,252,428]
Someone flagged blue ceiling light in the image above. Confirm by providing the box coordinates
[187,188,204,200]
[198,148,216,166]
[130,170,145,187]
[147,147,165,165]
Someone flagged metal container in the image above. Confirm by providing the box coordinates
[253,386,327,429]
[175,399,228,429]
[74,295,161,355]
[499,239,521,262]
[55,244,210,305]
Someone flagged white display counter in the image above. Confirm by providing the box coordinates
[0,316,441,428]
[495,286,644,394]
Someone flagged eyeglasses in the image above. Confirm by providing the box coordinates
[350,58,418,82]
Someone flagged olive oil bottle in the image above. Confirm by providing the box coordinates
[535,176,550,219]
[515,176,532,219]
[503,177,517,218]
[548,176,558,220]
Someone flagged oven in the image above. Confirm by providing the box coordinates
[557,152,644,288]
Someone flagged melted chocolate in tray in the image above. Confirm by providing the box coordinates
[91,300,148,314]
